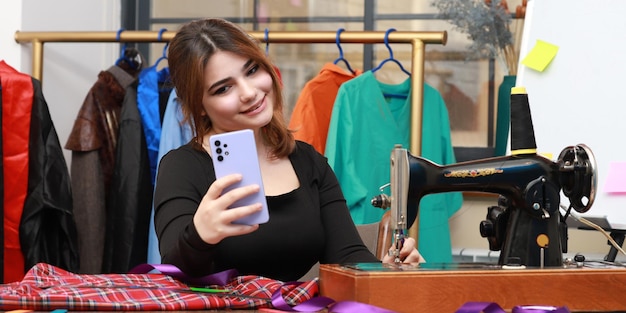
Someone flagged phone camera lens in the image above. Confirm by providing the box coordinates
[223,144,228,148]
[214,140,221,147]
[217,155,224,162]
[216,148,222,154]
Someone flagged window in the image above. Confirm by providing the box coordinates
[123,0,524,161]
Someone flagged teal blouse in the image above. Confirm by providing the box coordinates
[325,70,463,263]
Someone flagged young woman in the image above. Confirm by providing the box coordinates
[154,18,424,282]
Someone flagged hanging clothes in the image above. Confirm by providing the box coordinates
[146,88,192,265]
[136,65,171,184]
[0,60,78,282]
[65,65,138,274]
[0,60,32,283]
[102,64,172,273]
[156,89,192,155]
[101,78,152,273]
[288,63,361,154]
[325,70,462,263]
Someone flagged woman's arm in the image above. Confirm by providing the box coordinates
[153,146,218,277]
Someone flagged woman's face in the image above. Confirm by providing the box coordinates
[202,50,274,135]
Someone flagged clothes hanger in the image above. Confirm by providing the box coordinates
[264,28,285,87]
[372,28,411,76]
[333,28,356,75]
[153,28,169,68]
[264,28,270,56]
[115,28,142,70]
[372,28,411,99]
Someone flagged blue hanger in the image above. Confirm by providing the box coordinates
[115,29,130,66]
[115,28,126,66]
[333,28,355,75]
[154,28,168,68]
[115,28,142,69]
[373,28,410,99]
[372,28,411,76]
[264,28,270,55]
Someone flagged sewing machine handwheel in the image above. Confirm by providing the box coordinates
[558,144,597,213]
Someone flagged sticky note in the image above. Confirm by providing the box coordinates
[604,162,626,194]
[521,39,559,72]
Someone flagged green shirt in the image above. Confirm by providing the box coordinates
[325,71,462,262]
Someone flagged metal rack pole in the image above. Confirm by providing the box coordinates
[14,29,447,167]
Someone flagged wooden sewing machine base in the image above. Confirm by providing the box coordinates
[319,262,626,312]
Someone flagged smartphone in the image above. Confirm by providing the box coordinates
[209,129,269,225]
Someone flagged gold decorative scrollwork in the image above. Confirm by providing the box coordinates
[444,168,504,178]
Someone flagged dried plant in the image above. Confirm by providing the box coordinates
[431,0,526,75]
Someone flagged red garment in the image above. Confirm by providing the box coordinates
[0,263,319,311]
[288,63,360,154]
[273,65,283,87]
[0,61,33,283]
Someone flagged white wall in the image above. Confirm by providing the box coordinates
[1,1,23,67]
[3,0,120,165]
[517,0,626,229]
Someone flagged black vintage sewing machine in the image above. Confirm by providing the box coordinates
[372,87,597,267]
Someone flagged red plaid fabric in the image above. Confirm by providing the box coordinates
[0,263,319,311]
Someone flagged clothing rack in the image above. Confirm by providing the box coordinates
[14,29,446,156]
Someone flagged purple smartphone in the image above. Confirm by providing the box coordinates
[209,129,269,225]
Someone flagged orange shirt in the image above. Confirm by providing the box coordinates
[288,63,360,154]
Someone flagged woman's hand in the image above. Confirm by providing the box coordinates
[193,173,263,244]
[381,237,426,264]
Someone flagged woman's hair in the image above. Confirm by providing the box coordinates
[168,18,294,157]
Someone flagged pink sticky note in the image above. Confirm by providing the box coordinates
[604,162,626,194]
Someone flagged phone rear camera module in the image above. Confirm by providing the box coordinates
[217,155,224,162]
[216,148,222,154]
[214,140,221,147]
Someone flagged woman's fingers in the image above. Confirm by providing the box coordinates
[381,237,426,263]
[204,173,242,200]
[195,174,263,243]
[399,237,426,263]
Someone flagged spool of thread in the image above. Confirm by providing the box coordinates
[509,86,537,155]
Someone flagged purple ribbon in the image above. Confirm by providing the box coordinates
[456,302,507,313]
[129,263,238,286]
[271,283,334,312]
[271,281,398,313]
[131,266,574,313]
[131,264,400,312]
[456,302,570,313]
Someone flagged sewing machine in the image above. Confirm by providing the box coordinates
[371,88,598,267]
[319,89,616,312]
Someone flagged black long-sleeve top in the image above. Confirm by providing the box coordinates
[154,141,379,281]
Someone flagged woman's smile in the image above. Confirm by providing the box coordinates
[241,95,267,115]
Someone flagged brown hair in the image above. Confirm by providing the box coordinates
[168,18,294,157]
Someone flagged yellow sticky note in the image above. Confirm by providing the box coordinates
[521,39,559,72]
